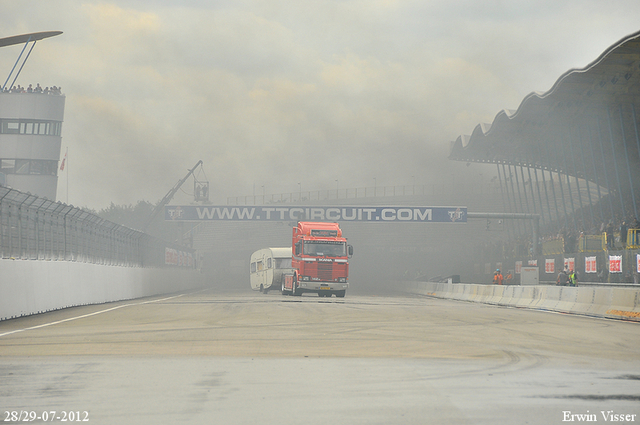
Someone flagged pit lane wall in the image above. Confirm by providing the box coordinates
[0,260,206,321]
[401,281,640,322]
[0,186,207,321]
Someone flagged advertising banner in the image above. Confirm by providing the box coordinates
[545,258,555,274]
[165,247,194,267]
[564,257,575,272]
[515,261,522,274]
[585,256,597,274]
[528,259,537,266]
[609,255,622,273]
[637,254,640,274]
[165,205,467,223]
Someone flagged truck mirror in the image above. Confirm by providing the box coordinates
[295,241,301,255]
[348,245,353,257]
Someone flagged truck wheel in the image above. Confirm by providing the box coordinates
[281,278,287,295]
[292,277,302,296]
[336,290,346,298]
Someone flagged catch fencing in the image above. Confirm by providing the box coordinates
[0,186,195,268]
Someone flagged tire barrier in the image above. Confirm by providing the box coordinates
[402,281,640,322]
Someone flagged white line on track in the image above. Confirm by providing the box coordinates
[0,293,186,338]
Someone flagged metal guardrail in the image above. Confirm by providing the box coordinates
[0,186,194,267]
[603,229,640,250]
[627,229,640,249]
[578,234,603,252]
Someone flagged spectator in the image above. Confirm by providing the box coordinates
[557,268,569,286]
[605,221,614,249]
[620,220,628,249]
[492,269,503,285]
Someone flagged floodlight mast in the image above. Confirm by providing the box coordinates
[143,160,204,232]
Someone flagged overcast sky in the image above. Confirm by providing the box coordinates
[1,1,640,209]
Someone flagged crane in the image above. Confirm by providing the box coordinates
[143,160,205,232]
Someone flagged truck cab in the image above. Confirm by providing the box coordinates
[283,221,353,297]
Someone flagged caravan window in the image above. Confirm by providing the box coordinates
[250,262,256,273]
[267,258,272,268]
[257,261,264,271]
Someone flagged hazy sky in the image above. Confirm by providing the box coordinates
[1,1,639,209]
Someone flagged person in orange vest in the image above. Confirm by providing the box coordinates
[493,269,504,285]
[505,271,513,285]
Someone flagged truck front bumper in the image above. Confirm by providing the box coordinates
[298,281,349,292]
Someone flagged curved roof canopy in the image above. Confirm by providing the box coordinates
[449,30,640,192]
[0,31,62,48]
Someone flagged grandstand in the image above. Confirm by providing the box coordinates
[449,30,640,283]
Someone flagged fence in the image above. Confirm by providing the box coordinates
[0,186,194,268]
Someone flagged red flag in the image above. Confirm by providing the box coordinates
[60,150,67,171]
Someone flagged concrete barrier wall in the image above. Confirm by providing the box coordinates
[402,281,640,322]
[0,260,208,321]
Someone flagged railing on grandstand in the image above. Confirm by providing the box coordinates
[579,234,604,252]
[0,186,195,268]
[542,231,639,255]
[600,230,640,251]
[626,229,640,249]
[542,239,563,255]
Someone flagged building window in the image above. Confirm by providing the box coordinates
[1,159,15,173]
[0,119,62,136]
[0,159,57,176]
[2,121,19,134]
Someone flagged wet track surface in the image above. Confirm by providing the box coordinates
[1,289,639,424]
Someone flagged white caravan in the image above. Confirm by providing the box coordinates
[249,247,293,293]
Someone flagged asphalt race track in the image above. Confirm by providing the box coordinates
[1,288,639,424]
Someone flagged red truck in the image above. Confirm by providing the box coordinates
[281,221,353,297]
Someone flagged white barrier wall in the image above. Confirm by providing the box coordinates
[402,281,640,322]
[0,260,207,321]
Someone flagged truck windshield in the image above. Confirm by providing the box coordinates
[303,241,346,257]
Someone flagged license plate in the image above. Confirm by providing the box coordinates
[319,287,330,290]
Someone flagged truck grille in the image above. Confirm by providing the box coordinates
[317,262,333,281]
